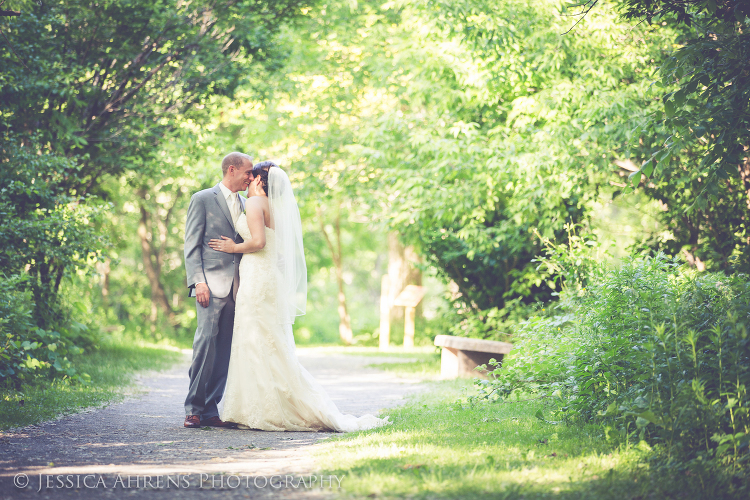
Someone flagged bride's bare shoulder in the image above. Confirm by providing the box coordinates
[246,196,269,210]
[247,196,269,205]
[246,197,271,226]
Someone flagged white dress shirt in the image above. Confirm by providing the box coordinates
[218,181,241,224]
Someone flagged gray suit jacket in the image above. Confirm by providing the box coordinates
[184,183,246,299]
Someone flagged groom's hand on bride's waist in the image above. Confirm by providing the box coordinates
[195,283,210,308]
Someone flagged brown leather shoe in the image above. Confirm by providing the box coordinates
[201,416,238,428]
[184,415,201,428]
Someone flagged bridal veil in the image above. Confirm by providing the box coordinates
[268,167,307,325]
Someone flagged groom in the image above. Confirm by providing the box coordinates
[183,152,253,428]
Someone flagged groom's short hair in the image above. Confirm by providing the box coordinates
[221,152,253,175]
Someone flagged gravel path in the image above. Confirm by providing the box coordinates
[0,348,427,499]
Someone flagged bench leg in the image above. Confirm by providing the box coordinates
[440,347,459,379]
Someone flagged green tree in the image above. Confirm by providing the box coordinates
[0,140,106,385]
[351,0,676,332]
[0,139,106,325]
[1,0,313,195]
[0,0,315,378]
[607,0,750,271]
[215,0,680,338]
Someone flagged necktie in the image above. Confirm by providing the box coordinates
[230,193,240,224]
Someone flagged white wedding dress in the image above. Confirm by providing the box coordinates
[221,213,389,432]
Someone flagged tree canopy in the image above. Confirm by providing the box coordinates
[1,0,748,373]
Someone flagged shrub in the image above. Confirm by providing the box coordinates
[448,302,531,343]
[449,224,604,343]
[475,254,750,466]
[0,137,104,388]
[0,275,91,388]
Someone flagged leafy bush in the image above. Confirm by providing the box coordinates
[0,275,90,388]
[475,254,750,466]
[447,303,530,343]
[0,138,104,387]
[447,225,604,342]
[0,138,108,319]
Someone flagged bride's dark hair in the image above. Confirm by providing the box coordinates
[252,161,277,195]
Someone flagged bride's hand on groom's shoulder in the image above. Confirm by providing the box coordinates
[209,236,236,254]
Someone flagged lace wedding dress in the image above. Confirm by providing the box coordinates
[220,213,389,432]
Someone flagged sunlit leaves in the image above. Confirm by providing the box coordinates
[618,0,750,202]
[0,0,314,195]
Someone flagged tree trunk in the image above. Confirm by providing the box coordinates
[137,189,175,326]
[387,232,422,324]
[318,206,353,344]
[738,156,750,248]
[96,259,111,305]
[739,156,750,213]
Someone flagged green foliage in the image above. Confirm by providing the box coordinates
[0,0,313,381]
[0,137,105,386]
[241,0,677,334]
[0,138,107,297]
[476,254,750,469]
[353,0,676,318]
[612,0,750,271]
[0,274,89,386]
[448,303,533,342]
[637,157,750,273]
[295,224,387,345]
[0,0,314,195]
[210,0,688,342]
[533,223,610,292]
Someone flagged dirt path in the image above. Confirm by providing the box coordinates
[0,348,427,499]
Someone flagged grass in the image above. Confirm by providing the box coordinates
[0,340,182,431]
[314,379,733,499]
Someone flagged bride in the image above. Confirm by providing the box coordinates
[208,161,389,432]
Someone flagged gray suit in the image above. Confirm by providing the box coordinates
[183,183,245,419]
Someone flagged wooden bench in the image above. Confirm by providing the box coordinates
[434,335,512,379]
